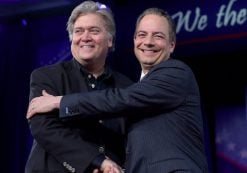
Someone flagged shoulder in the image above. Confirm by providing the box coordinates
[31,60,74,76]
[152,58,194,75]
[146,59,197,84]
[158,58,190,69]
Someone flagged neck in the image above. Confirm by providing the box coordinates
[142,67,150,74]
[85,64,105,78]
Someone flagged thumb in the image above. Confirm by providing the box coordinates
[42,90,50,96]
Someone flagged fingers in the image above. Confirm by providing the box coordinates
[101,159,123,173]
[93,169,100,173]
[111,166,124,173]
[93,166,122,173]
[26,90,48,119]
[26,102,37,119]
[30,97,38,104]
[26,107,35,119]
[26,96,41,119]
[103,166,116,173]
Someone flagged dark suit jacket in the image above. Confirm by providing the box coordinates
[25,59,132,173]
[59,59,209,173]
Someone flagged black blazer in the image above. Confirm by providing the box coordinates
[25,59,132,173]
[59,59,208,173]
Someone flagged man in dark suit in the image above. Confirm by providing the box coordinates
[27,8,209,173]
[25,1,132,173]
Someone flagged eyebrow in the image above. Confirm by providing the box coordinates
[74,26,101,29]
[137,30,166,36]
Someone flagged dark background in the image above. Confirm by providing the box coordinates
[0,0,246,172]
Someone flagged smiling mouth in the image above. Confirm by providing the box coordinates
[140,49,158,53]
[80,45,95,48]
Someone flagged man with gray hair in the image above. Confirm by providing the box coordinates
[25,1,131,173]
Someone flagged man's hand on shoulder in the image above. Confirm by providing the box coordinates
[26,90,62,119]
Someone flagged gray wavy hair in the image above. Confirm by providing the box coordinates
[67,1,116,51]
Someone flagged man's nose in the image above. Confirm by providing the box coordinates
[143,36,154,46]
[81,31,92,41]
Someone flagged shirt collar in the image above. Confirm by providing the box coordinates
[140,70,148,81]
[73,58,112,80]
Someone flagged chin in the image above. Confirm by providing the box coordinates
[79,56,94,60]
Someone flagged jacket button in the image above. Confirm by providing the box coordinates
[99,146,105,153]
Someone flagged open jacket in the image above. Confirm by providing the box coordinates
[25,59,132,173]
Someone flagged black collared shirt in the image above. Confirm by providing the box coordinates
[73,59,114,169]
[73,59,114,91]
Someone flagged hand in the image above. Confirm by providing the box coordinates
[92,168,116,173]
[92,169,101,173]
[26,90,62,119]
[100,159,124,173]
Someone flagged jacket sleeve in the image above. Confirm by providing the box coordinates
[59,61,195,120]
[28,69,102,173]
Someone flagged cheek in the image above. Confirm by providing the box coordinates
[71,44,77,57]
[71,42,77,53]
[134,39,141,47]
[71,35,80,44]
[159,43,170,52]
[71,40,77,46]
[99,38,112,50]
[134,46,140,55]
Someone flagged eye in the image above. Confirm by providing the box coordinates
[154,34,165,40]
[73,29,83,34]
[136,33,146,38]
[90,28,101,34]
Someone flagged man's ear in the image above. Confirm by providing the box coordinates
[108,37,113,48]
[169,41,176,54]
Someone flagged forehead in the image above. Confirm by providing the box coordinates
[137,14,169,33]
[74,13,106,28]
